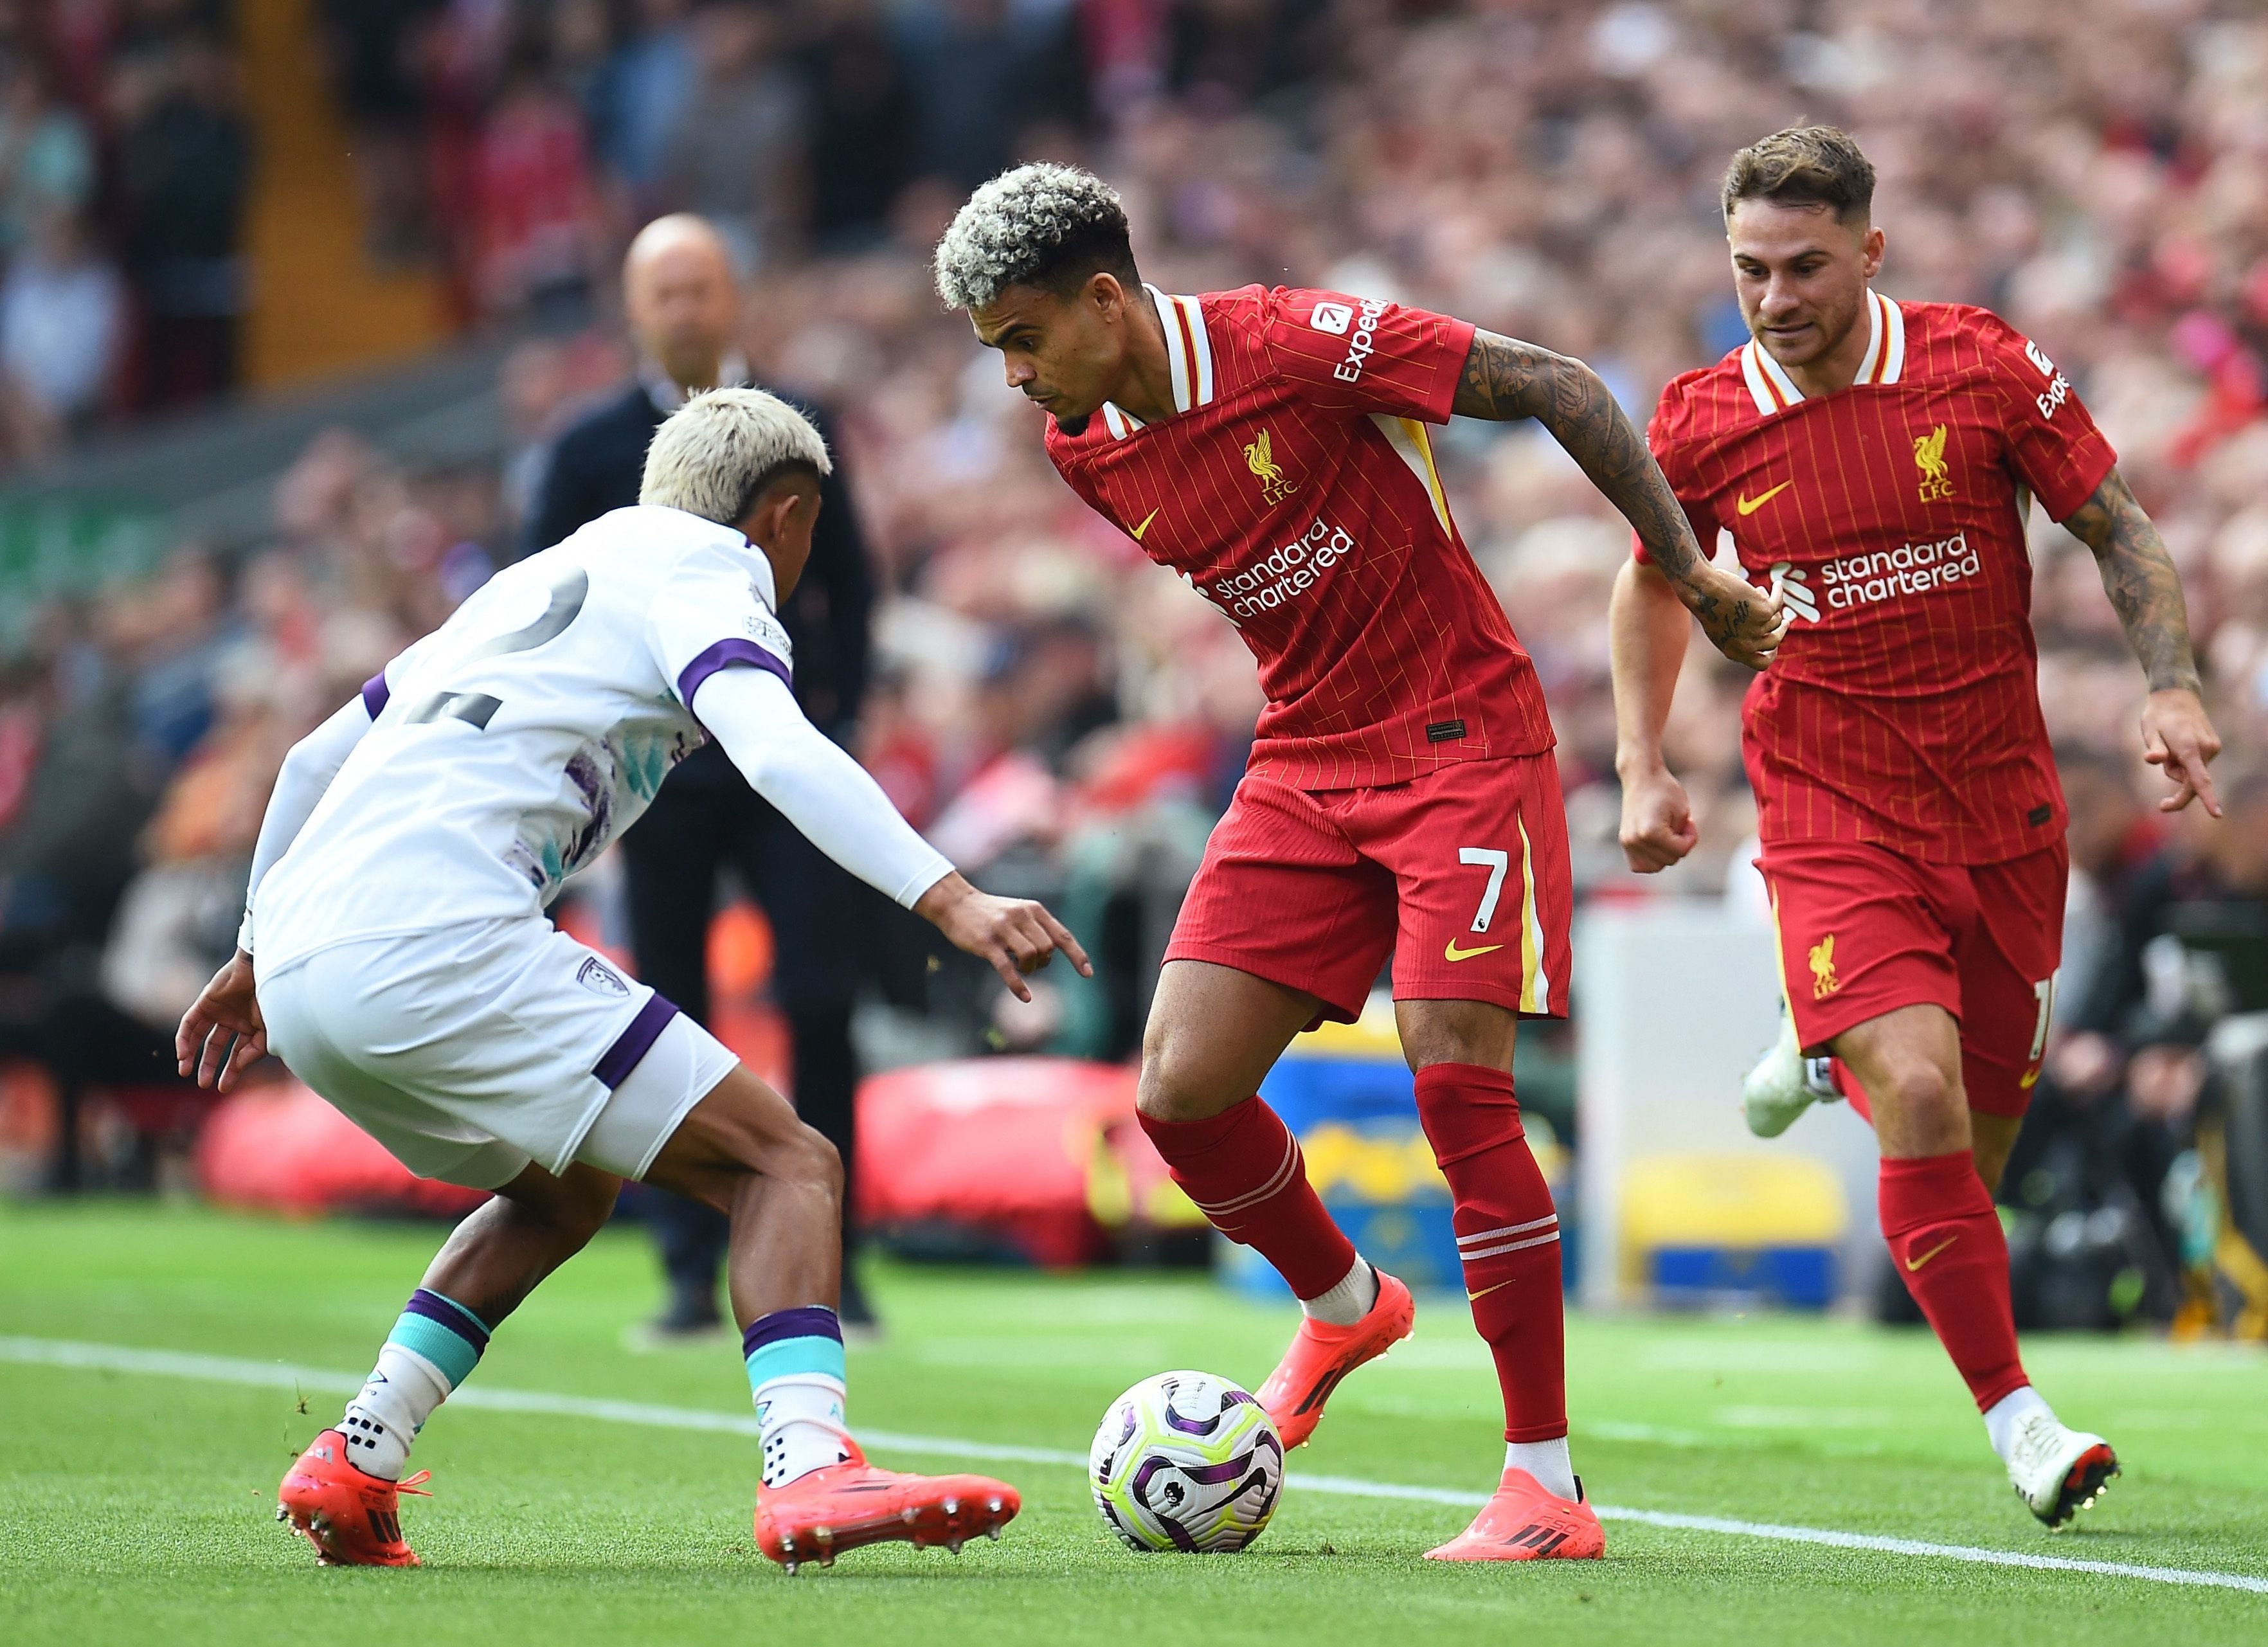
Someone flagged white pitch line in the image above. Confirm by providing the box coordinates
[4,1336,2264,1597]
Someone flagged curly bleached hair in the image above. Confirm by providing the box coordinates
[640,388,831,528]
[932,163,1140,311]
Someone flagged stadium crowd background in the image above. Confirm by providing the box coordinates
[3,0,2266,1327]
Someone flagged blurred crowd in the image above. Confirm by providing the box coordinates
[4,1,2268,1324]
[0,0,251,460]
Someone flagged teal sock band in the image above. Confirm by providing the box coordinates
[745,1335,847,1391]
[390,1288,491,1389]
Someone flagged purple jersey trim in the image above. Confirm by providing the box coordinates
[361,672,390,718]
[593,992,680,1090]
[402,1286,492,1352]
[741,1306,843,1360]
[676,637,791,710]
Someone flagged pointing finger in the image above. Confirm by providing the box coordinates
[1038,908,1092,977]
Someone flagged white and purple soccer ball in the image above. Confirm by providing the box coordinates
[1088,1371,1284,1553]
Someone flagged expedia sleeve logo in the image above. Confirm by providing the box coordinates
[1310,300,1353,335]
[1330,297,1390,384]
[2021,338,2071,418]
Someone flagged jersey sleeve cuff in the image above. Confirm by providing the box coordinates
[1424,317,1478,423]
[2042,441,2118,525]
[678,637,793,710]
[893,852,957,911]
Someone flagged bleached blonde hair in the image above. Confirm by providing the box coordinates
[640,387,831,526]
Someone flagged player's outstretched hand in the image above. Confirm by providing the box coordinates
[915,872,1094,1002]
[1688,565,1788,671]
[176,949,267,1092]
[1618,763,1698,874]
[2140,687,2223,816]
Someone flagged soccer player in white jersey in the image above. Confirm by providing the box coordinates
[176,388,1088,1572]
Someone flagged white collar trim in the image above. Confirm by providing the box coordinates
[1146,284,1215,415]
[1097,288,1216,440]
[1738,290,1903,415]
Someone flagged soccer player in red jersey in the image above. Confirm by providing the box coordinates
[935,163,1783,1561]
[1610,127,2223,1529]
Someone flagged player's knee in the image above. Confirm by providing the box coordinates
[1878,1058,1962,1130]
[777,1121,843,1202]
[1396,1000,1517,1074]
[1137,1023,1225,1123]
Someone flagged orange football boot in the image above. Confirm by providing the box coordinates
[1254,1268,1415,1448]
[753,1437,1020,1574]
[1424,1467,1605,1562]
[276,1429,431,1567]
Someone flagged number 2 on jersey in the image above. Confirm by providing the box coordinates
[400,566,589,730]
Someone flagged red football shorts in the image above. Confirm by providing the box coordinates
[1760,838,2067,1118]
[1166,753,1572,1025]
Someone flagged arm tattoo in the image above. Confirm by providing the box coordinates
[1454,330,1757,645]
[2061,467,2203,695]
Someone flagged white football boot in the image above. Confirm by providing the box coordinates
[1742,1008,1843,1138]
[2003,1410,2120,1530]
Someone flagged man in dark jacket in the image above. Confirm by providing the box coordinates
[523,213,880,1331]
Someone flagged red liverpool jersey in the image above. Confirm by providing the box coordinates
[1046,284,1554,791]
[1640,293,2116,864]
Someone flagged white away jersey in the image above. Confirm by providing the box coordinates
[254,506,791,969]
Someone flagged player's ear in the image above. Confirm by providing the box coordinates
[1860,223,1885,280]
[739,480,795,548]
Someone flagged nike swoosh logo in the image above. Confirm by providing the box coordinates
[2019,1068,2041,1090]
[1466,1278,1516,1302]
[1736,480,1793,516]
[1905,1236,1958,1272]
[1131,507,1160,540]
[1444,939,1504,963]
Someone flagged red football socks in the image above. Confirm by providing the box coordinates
[1413,1063,1568,1443]
[1878,1151,2028,1411]
[1138,1098,1358,1300]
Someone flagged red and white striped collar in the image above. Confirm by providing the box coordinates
[1739,288,1905,415]
[1099,285,1217,440]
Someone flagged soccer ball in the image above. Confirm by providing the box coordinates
[1088,1371,1284,1552]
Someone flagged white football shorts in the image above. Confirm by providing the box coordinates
[257,915,739,1189]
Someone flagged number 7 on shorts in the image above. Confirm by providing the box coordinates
[1459,847,1509,933]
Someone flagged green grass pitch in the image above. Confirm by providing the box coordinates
[3,1202,2264,1645]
